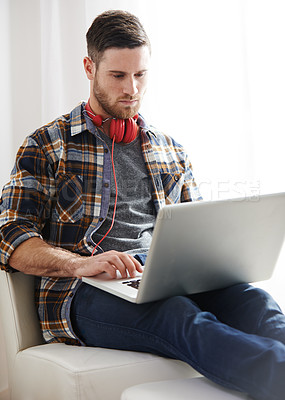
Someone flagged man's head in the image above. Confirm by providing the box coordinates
[86,10,151,67]
[84,10,151,120]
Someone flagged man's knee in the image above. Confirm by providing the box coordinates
[232,284,277,308]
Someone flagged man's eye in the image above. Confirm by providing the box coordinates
[113,74,124,79]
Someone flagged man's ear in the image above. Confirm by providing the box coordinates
[83,57,95,81]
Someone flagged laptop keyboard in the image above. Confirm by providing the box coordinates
[122,279,141,290]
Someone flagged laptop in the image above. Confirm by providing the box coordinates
[82,192,285,303]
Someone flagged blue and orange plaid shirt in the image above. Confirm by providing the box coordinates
[0,102,202,345]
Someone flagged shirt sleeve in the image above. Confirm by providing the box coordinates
[0,134,55,270]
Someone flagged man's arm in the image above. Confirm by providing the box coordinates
[9,237,143,279]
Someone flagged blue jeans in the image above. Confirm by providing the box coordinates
[71,282,285,400]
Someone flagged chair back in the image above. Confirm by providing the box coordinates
[0,270,44,379]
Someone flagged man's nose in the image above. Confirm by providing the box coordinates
[123,77,138,97]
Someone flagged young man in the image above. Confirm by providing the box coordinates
[1,10,285,400]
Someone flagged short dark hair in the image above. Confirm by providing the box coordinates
[86,10,151,66]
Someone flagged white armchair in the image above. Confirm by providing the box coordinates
[0,270,199,400]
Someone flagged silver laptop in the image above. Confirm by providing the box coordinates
[82,192,285,303]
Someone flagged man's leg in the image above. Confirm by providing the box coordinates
[190,283,285,344]
[71,283,285,400]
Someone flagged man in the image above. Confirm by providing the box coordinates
[1,10,285,400]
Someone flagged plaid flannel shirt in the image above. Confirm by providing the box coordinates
[0,102,202,345]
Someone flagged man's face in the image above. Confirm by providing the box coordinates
[88,46,150,119]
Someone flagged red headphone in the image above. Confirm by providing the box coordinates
[85,102,138,144]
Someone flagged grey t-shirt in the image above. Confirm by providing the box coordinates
[94,132,156,256]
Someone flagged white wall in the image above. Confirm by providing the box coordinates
[0,1,11,393]
[0,0,13,191]
[2,0,285,197]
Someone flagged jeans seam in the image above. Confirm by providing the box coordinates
[74,313,177,349]
[255,297,273,335]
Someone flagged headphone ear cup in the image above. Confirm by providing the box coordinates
[109,119,116,141]
[92,115,103,127]
[123,118,138,143]
[85,102,103,126]
[110,119,125,143]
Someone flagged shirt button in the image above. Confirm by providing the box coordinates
[69,292,74,298]
[174,175,179,182]
[99,217,103,222]
[104,148,108,153]
[104,182,109,188]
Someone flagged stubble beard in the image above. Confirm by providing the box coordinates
[92,80,141,120]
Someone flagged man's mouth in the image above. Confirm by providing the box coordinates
[118,98,139,106]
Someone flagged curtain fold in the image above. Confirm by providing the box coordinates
[40,0,88,122]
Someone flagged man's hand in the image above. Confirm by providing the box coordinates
[74,250,143,279]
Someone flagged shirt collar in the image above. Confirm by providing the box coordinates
[70,102,87,136]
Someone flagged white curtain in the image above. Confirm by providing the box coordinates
[1,0,285,196]
[1,0,285,392]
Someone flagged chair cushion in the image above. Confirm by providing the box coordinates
[120,377,248,400]
[12,343,200,400]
